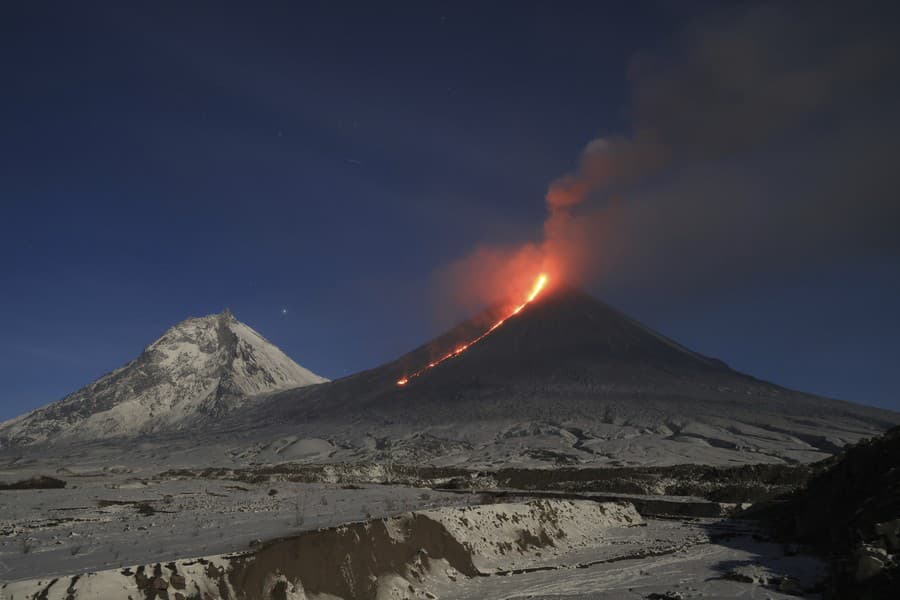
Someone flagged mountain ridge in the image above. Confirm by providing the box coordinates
[3,288,897,468]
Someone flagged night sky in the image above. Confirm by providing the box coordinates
[3,1,899,420]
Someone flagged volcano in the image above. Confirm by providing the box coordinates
[247,285,899,467]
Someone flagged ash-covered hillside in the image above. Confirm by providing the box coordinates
[241,286,898,467]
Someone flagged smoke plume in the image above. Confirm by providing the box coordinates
[439,1,900,310]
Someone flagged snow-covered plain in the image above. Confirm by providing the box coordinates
[0,466,476,583]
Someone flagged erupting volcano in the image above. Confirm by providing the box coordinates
[396,273,548,386]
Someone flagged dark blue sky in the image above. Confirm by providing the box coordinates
[2,1,899,419]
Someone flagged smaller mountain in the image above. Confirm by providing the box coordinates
[0,309,326,447]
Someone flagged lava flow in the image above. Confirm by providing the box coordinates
[397,273,548,386]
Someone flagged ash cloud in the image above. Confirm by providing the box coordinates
[441,1,900,308]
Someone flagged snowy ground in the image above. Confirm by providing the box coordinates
[2,497,826,599]
[0,457,828,599]
[0,470,478,583]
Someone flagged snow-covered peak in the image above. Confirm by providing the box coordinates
[0,311,328,447]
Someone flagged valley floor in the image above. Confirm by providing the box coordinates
[0,469,476,583]
[0,463,827,599]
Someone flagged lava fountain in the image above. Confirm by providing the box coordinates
[397,273,549,386]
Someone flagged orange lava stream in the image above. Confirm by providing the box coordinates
[397,273,548,386]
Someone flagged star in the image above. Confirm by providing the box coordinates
[281,308,288,315]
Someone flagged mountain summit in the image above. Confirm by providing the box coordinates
[0,310,327,447]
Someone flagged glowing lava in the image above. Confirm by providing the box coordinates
[397,273,549,386]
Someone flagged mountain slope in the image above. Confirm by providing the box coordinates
[243,286,899,467]
[0,309,327,447]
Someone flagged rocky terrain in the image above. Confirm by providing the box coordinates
[753,425,900,599]
[147,459,815,505]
